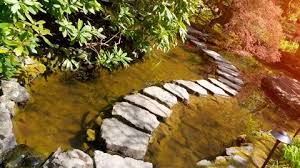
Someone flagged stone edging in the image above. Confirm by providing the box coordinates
[0,28,245,167]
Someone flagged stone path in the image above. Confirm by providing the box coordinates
[96,31,245,167]
[0,27,246,168]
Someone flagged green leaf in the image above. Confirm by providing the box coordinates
[13,46,24,56]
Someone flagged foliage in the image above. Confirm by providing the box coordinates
[0,0,199,79]
[222,0,284,62]
[282,139,300,168]
[96,44,132,71]
[280,39,299,53]
[192,0,284,63]
[0,54,19,79]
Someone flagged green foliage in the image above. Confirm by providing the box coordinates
[0,54,19,79]
[0,0,199,79]
[96,44,132,71]
[282,139,300,168]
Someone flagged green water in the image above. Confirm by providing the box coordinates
[13,45,208,156]
[13,44,251,167]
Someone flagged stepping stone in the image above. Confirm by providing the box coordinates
[94,151,153,168]
[124,93,171,118]
[201,49,226,62]
[218,77,242,91]
[196,80,229,97]
[101,118,150,160]
[208,78,238,96]
[186,34,199,42]
[218,66,240,77]
[190,40,207,49]
[112,102,160,133]
[143,86,177,108]
[216,61,238,72]
[188,26,209,37]
[217,70,244,85]
[163,83,189,102]
[174,80,208,96]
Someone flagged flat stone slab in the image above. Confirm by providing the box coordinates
[186,34,199,42]
[208,78,238,96]
[143,86,177,108]
[43,148,93,168]
[216,61,238,72]
[101,118,150,160]
[112,102,159,133]
[217,70,244,85]
[190,40,207,49]
[218,77,242,91]
[218,66,240,77]
[124,93,171,118]
[174,80,208,96]
[201,49,226,62]
[163,83,189,102]
[196,80,229,97]
[94,151,153,168]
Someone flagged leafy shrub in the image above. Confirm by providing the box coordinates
[0,0,199,79]
[282,139,300,168]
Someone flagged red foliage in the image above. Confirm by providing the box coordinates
[223,0,283,62]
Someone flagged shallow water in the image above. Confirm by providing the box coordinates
[13,44,211,156]
[145,96,251,168]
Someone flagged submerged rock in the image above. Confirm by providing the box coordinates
[94,151,153,168]
[43,148,93,168]
[1,144,43,168]
[1,80,29,103]
[101,118,150,159]
[262,76,300,119]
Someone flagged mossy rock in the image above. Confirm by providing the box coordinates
[0,144,44,168]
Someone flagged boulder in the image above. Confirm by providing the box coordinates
[1,80,29,103]
[261,76,300,119]
[112,102,160,133]
[196,160,212,167]
[174,80,208,96]
[0,134,16,157]
[0,96,16,115]
[94,151,153,168]
[163,83,189,102]
[1,144,43,168]
[124,93,171,118]
[101,118,150,160]
[43,148,93,168]
[143,86,177,108]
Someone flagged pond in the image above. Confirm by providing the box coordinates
[12,44,210,156]
[12,43,252,167]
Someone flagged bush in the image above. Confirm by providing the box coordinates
[0,0,199,79]
[282,139,300,168]
[222,0,284,62]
